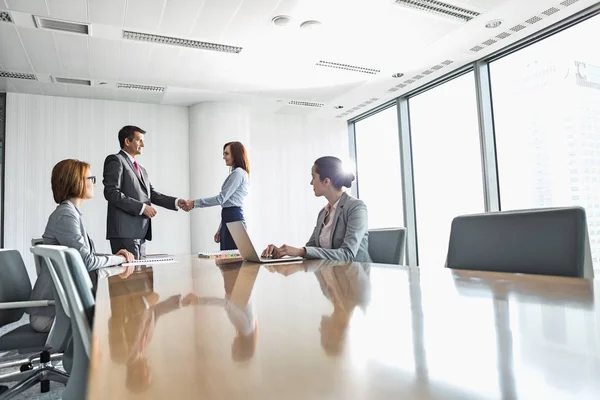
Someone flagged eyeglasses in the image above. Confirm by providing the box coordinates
[86,176,97,184]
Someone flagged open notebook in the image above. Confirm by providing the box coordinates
[121,255,176,266]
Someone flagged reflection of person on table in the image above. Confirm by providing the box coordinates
[183,265,258,361]
[108,273,191,392]
[267,262,371,355]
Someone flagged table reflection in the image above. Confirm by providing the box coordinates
[107,269,192,393]
[184,262,260,362]
[266,261,372,356]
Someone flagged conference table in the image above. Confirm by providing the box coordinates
[87,255,600,399]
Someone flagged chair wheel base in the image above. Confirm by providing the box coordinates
[19,363,33,372]
[41,380,50,393]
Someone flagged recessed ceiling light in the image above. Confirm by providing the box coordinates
[485,19,503,28]
[392,72,404,78]
[272,15,291,27]
[334,105,344,109]
[300,20,322,30]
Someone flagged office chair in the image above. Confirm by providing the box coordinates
[368,228,406,265]
[446,207,594,278]
[0,250,69,399]
[31,246,93,400]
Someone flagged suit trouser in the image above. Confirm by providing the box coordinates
[110,238,146,259]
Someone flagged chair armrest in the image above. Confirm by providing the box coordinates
[0,300,55,310]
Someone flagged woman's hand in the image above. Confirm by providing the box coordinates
[262,244,306,259]
[116,249,135,263]
[214,231,220,243]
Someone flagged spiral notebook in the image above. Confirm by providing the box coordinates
[121,255,176,266]
[198,250,242,259]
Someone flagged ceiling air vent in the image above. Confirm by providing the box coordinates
[34,16,89,34]
[288,100,324,108]
[496,32,511,39]
[542,7,560,16]
[0,70,37,80]
[316,60,380,75]
[393,0,480,22]
[525,16,542,25]
[52,77,91,86]
[510,24,526,32]
[123,30,242,54]
[118,83,165,92]
[0,11,14,23]
[560,0,580,6]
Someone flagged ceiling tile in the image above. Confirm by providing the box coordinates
[124,0,165,33]
[0,77,13,92]
[135,91,164,104]
[115,88,141,102]
[53,31,90,78]
[90,37,120,80]
[18,28,62,75]
[5,0,49,16]
[89,0,127,26]
[9,78,43,94]
[90,87,117,101]
[158,0,204,37]
[118,40,152,82]
[0,24,33,72]
[48,0,88,22]
[146,46,180,84]
[189,0,243,42]
[65,84,92,98]
[40,82,68,96]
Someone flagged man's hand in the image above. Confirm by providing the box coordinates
[116,249,135,263]
[177,199,193,211]
[214,231,220,243]
[143,205,157,218]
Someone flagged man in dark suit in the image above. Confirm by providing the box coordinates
[103,125,190,258]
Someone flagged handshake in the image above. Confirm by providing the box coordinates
[177,199,195,212]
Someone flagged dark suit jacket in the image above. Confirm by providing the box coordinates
[103,150,177,241]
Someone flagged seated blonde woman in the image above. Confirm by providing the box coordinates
[29,159,134,332]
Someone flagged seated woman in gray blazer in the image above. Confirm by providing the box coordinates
[29,159,134,333]
[262,156,371,262]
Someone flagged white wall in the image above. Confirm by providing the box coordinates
[188,103,349,254]
[5,93,191,281]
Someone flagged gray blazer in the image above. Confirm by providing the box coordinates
[103,150,177,241]
[29,200,123,317]
[305,192,372,262]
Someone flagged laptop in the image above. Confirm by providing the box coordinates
[226,221,304,264]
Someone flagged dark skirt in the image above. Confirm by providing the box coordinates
[220,206,245,250]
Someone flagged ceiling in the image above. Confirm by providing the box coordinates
[0,0,596,119]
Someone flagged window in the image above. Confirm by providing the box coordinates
[355,106,404,230]
[491,14,600,265]
[0,93,4,247]
[410,72,485,267]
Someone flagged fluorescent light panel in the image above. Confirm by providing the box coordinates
[393,0,480,22]
[0,70,37,80]
[117,83,165,92]
[316,60,380,75]
[288,100,324,108]
[123,30,242,54]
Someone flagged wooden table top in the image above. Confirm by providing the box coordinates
[87,256,600,400]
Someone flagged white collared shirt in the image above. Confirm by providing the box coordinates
[319,197,341,249]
